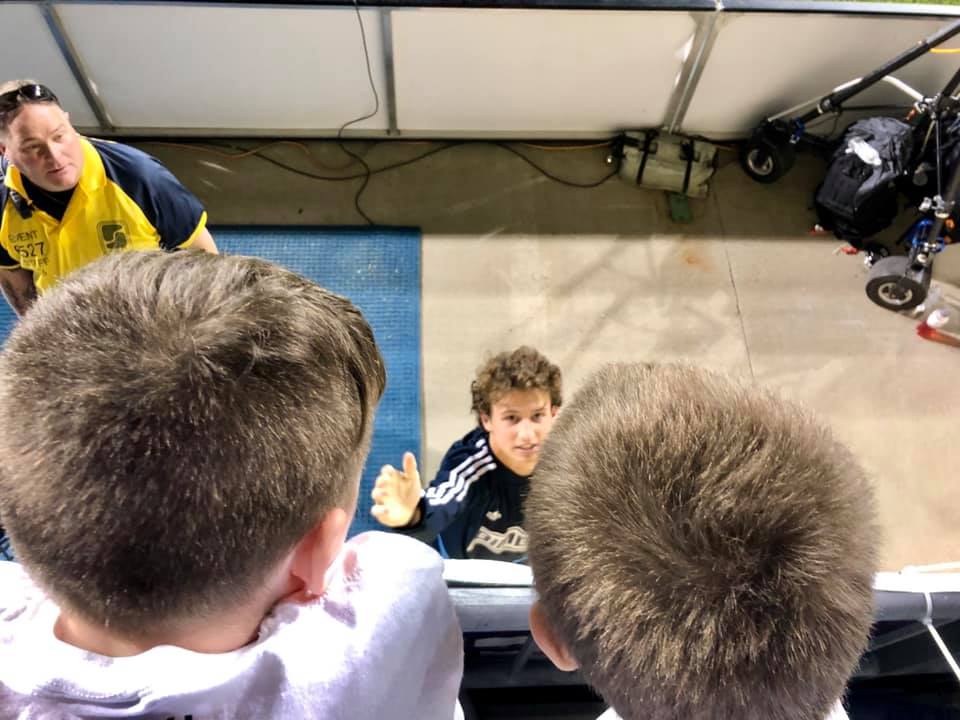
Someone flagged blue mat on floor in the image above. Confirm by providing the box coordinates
[0,296,18,559]
[0,228,421,538]
[215,226,422,536]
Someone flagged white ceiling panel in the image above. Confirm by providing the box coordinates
[393,8,696,133]
[54,2,388,131]
[0,3,99,129]
[682,14,959,137]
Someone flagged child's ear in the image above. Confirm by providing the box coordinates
[529,600,579,671]
[480,413,493,432]
[288,507,351,596]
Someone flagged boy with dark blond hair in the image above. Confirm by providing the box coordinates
[0,251,463,719]
[526,363,877,720]
[372,345,562,561]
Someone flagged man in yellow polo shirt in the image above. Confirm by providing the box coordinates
[0,80,217,316]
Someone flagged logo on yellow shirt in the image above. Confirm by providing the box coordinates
[98,221,129,252]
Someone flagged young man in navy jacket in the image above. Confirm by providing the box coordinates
[371,346,561,562]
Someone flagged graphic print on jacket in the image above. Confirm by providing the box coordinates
[419,427,529,562]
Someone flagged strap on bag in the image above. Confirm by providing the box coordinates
[0,157,31,219]
[636,131,657,185]
[681,141,695,195]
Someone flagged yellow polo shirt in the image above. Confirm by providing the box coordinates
[0,137,207,293]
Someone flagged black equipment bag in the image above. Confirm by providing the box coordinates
[815,117,915,247]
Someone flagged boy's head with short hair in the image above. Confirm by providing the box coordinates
[470,346,563,476]
[526,363,877,720]
[0,251,385,646]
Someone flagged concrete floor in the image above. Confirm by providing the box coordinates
[141,137,960,572]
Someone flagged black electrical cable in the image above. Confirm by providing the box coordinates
[220,141,464,181]
[310,140,379,172]
[801,104,916,138]
[492,142,618,188]
[215,139,619,189]
[804,111,842,138]
[338,0,381,224]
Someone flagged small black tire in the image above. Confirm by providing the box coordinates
[740,136,796,184]
[863,243,891,259]
[865,255,931,311]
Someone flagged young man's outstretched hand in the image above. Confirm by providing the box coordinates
[370,452,422,527]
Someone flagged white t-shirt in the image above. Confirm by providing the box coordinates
[0,532,463,720]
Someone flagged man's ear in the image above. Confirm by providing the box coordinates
[288,507,351,596]
[529,600,578,672]
[480,413,493,433]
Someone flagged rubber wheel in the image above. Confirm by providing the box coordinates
[863,243,891,259]
[740,136,796,184]
[865,255,931,312]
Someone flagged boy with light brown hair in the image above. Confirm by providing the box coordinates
[526,363,878,720]
[0,250,463,719]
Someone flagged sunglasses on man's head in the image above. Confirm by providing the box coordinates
[0,84,59,115]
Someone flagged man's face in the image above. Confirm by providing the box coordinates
[1,103,84,192]
[481,388,557,477]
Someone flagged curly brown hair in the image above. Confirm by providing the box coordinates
[470,346,562,423]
